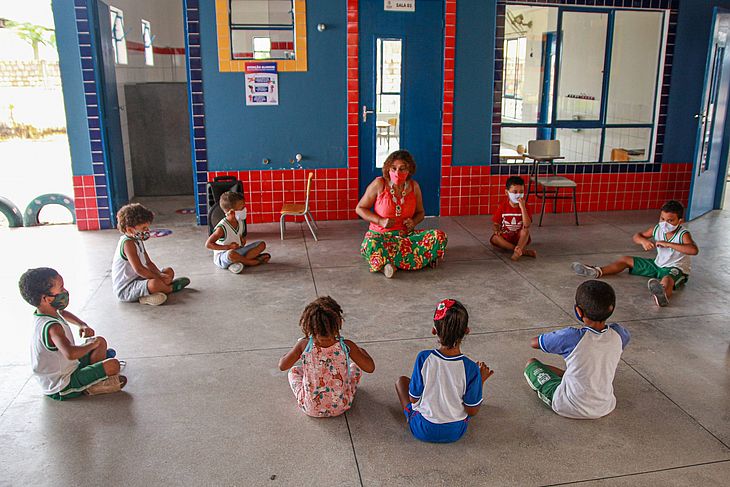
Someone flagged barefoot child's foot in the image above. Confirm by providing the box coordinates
[648,278,669,307]
[510,252,521,261]
[571,262,602,278]
[523,249,537,258]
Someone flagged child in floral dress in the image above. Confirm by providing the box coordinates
[278,296,375,417]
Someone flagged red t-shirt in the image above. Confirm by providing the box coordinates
[492,201,530,235]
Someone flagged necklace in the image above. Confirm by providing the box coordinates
[389,181,410,217]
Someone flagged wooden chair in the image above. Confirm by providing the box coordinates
[387,117,398,150]
[280,172,318,241]
[525,139,579,226]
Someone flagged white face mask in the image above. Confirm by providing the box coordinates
[234,208,247,221]
[659,221,678,233]
[508,192,524,204]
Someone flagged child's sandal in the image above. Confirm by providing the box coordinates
[256,253,271,264]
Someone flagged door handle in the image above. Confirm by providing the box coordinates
[694,113,707,122]
[362,105,375,122]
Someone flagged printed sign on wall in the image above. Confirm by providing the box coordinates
[385,0,415,12]
[244,62,279,106]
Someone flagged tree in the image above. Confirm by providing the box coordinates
[6,20,56,61]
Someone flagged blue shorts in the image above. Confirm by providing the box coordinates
[214,241,264,268]
[404,403,469,443]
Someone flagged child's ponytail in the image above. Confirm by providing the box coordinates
[433,299,469,348]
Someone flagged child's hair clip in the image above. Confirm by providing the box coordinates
[434,299,456,321]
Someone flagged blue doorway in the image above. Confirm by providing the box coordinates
[358,0,444,215]
[688,9,730,220]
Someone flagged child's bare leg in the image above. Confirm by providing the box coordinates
[101,358,121,377]
[88,336,108,364]
[661,275,674,300]
[147,278,172,294]
[490,234,516,252]
[395,376,412,411]
[245,242,270,264]
[229,242,269,266]
[599,256,634,276]
[517,228,536,258]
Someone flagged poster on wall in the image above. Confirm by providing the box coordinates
[385,0,415,12]
[244,62,278,106]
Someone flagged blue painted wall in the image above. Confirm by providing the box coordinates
[199,0,347,171]
[663,0,730,163]
[452,0,495,166]
[52,0,93,175]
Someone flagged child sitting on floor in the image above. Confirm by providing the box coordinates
[19,267,126,400]
[524,280,630,419]
[278,296,375,417]
[112,203,190,306]
[571,200,698,307]
[205,191,270,274]
[396,299,494,443]
[490,176,536,261]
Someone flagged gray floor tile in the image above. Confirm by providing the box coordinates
[556,460,730,486]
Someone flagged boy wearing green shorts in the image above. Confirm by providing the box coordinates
[525,280,630,419]
[571,200,698,307]
[19,268,127,400]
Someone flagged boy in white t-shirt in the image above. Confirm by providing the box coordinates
[524,280,630,419]
[205,191,270,274]
[572,200,699,307]
[19,267,126,400]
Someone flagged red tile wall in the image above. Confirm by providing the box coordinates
[207,169,359,224]
[440,164,692,217]
[347,0,359,170]
[72,175,100,231]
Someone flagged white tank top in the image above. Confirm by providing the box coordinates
[653,224,691,274]
[213,218,246,259]
[111,235,147,293]
[30,312,78,394]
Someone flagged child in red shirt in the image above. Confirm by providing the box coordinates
[490,176,536,261]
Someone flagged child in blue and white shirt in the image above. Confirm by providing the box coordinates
[396,299,494,443]
[524,280,630,419]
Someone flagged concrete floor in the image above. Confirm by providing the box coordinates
[1,196,729,486]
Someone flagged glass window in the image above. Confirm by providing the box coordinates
[375,38,402,168]
[230,0,295,60]
[141,20,153,66]
[606,11,664,124]
[109,6,127,65]
[499,6,665,163]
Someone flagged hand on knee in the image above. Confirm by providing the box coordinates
[94,336,108,351]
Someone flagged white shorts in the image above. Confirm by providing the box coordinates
[214,241,264,268]
[115,278,150,302]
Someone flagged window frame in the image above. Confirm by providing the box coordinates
[109,5,127,65]
[141,19,154,66]
[499,5,667,164]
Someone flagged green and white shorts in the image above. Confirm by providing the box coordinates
[629,257,688,289]
[48,352,108,401]
[524,360,562,407]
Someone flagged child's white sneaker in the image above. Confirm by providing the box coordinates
[85,374,127,396]
[228,262,244,274]
[571,262,601,278]
[139,292,167,306]
[648,278,669,307]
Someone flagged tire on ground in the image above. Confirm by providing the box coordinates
[0,196,24,227]
[23,193,76,227]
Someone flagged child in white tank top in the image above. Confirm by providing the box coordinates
[19,268,126,400]
[571,200,698,307]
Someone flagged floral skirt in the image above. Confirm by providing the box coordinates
[360,229,448,272]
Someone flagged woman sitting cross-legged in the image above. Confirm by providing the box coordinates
[355,150,448,278]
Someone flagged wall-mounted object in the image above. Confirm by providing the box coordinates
[215,0,308,73]
[263,158,271,165]
[317,23,326,32]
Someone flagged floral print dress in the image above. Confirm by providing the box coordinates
[288,336,362,417]
[360,178,448,272]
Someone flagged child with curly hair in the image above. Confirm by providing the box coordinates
[19,267,126,400]
[396,299,494,443]
[112,203,190,306]
[278,296,375,417]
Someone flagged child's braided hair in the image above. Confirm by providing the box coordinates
[299,296,343,339]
